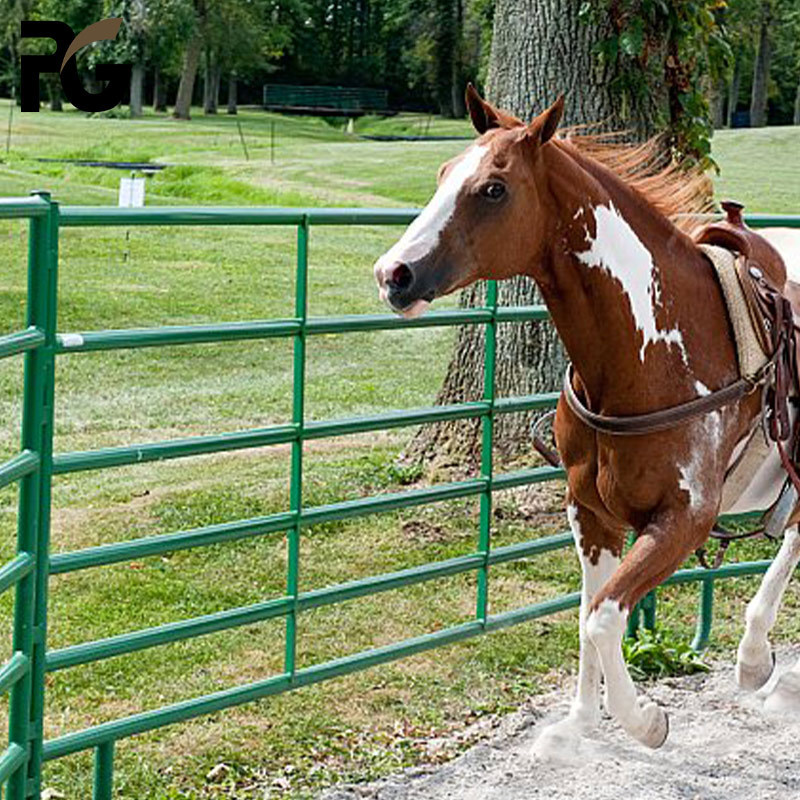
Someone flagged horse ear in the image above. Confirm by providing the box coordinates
[526,94,565,145]
[465,83,522,133]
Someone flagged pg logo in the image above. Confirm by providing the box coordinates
[20,18,130,112]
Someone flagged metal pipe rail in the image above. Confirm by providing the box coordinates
[2,194,799,799]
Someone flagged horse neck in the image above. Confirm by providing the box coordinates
[532,143,735,413]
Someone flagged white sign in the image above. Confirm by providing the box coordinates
[118,176,145,207]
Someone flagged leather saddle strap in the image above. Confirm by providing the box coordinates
[562,365,762,436]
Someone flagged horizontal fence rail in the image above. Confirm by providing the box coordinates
[1,195,799,799]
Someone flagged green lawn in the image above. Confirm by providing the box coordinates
[1,101,800,799]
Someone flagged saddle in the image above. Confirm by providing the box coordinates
[695,201,800,448]
[694,202,800,558]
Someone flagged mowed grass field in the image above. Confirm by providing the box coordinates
[1,100,799,799]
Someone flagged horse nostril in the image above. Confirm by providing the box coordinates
[387,262,414,291]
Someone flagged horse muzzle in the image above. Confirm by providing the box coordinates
[373,258,435,318]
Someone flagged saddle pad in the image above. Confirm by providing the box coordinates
[700,244,769,382]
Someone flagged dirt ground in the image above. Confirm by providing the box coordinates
[321,646,800,800]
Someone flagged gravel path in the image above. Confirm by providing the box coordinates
[321,647,800,800]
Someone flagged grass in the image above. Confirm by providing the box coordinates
[0,99,799,798]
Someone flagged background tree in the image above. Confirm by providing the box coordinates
[172,0,205,119]
[749,0,774,126]
[405,0,727,470]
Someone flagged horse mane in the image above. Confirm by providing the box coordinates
[558,130,714,233]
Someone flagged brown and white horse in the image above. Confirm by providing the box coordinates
[373,86,800,753]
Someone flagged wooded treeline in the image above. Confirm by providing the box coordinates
[0,0,797,126]
[0,0,493,116]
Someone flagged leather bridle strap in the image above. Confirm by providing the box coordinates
[562,364,763,436]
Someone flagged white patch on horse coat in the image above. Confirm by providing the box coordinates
[375,145,488,272]
[738,527,800,697]
[533,507,619,760]
[694,380,711,397]
[576,202,686,363]
[679,411,724,511]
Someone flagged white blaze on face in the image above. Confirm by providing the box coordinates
[374,144,489,290]
[576,202,687,364]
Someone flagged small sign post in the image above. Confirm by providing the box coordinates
[118,175,145,207]
[119,172,146,261]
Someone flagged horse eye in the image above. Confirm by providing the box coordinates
[481,182,506,201]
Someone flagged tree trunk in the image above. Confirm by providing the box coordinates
[794,78,800,125]
[749,0,773,128]
[727,53,741,128]
[48,79,62,111]
[434,0,456,117]
[153,68,167,112]
[710,80,726,129]
[130,62,144,118]
[227,74,238,114]
[449,0,466,118]
[173,28,204,120]
[203,54,220,114]
[404,0,661,470]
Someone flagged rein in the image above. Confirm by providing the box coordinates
[562,364,766,436]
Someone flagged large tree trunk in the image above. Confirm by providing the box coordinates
[727,52,741,128]
[227,74,238,114]
[404,0,661,470]
[173,28,204,120]
[130,62,144,118]
[749,0,773,128]
[153,68,167,112]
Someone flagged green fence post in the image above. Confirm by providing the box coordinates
[477,280,497,624]
[642,590,657,631]
[92,742,114,800]
[691,578,714,651]
[626,602,642,638]
[286,217,309,678]
[8,191,58,800]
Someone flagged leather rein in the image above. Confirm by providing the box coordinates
[562,364,766,437]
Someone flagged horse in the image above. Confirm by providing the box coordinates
[373,84,800,753]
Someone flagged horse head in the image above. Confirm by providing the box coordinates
[373,85,564,317]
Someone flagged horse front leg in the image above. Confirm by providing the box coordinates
[736,526,800,691]
[585,509,712,748]
[533,500,623,757]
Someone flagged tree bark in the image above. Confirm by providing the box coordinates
[727,52,741,128]
[153,68,167,112]
[749,0,773,128]
[404,0,662,470]
[227,74,238,114]
[173,26,204,120]
[130,62,144,118]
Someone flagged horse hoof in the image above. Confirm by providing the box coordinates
[634,701,669,749]
[735,648,775,691]
[764,670,800,714]
[532,716,585,763]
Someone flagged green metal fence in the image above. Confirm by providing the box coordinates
[1,192,799,798]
